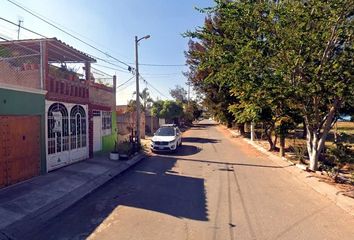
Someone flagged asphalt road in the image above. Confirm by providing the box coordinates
[28,120,354,240]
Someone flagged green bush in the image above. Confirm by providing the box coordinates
[292,144,308,164]
[117,141,133,155]
[326,143,354,165]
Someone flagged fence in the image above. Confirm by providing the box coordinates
[0,41,42,90]
[117,112,145,142]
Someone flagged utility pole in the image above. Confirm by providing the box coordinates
[17,19,23,40]
[135,35,150,148]
[135,36,140,147]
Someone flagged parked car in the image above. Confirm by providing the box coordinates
[151,124,182,152]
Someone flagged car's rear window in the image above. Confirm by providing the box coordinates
[155,127,175,136]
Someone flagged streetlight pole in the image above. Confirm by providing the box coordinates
[135,35,150,148]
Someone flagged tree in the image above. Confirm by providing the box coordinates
[160,100,184,120]
[268,1,354,170]
[126,99,144,133]
[133,88,153,111]
[184,100,203,124]
[152,100,184,122]
[184,14,238,128]
[151,100,164,118]
[186,0,353,170]
[169,85,188,103]
[127,99,143,113]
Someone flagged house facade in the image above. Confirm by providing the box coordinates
[0,86,46,188]
[0,38,116,188]
[89,80,117,156]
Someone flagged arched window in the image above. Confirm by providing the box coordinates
[47,103,69,154]
[70,105,87,149]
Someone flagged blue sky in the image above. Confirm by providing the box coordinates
[0,0,214,104]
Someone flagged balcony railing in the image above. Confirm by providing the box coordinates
[47,65,89,102]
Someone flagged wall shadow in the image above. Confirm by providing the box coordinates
[118,158,207,221]
[28,156,208,240]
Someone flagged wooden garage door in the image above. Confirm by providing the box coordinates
[0,116,40,188]
[0,119,6,187]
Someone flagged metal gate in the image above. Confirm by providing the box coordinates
[0,116,40,188]
[46,101,88,171]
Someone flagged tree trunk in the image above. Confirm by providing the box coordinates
[273,134,278,150]
[250,122,255,141]
[265,126,275,151]
[238,123,245,136]
[305,100,339,171]
[279,135,285,157]
[302,119,307,139]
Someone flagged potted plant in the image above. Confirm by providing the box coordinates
[67,66,78,81]
[117,141,133,160]
[110,141,120,160]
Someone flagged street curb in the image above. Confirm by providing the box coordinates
[226,128,354,217]
[1,153,145,240]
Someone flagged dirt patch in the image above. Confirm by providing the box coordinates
[216,125,265,158]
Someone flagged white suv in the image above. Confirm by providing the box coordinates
[151,124,182,152]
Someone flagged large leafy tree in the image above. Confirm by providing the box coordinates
[184,14,238,128]
[152,100,184,121]
[186,0,353,170]
[268,1,354,170]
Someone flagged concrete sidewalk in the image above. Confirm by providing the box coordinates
[0,153,145,240]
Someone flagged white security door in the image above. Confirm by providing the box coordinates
[46,101,89,171]
[93,112,102,152]
[46,102,70,171]
[69,104,89,163]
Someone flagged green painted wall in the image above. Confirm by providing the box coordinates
[102,111,117,152]
[0,88,46,174]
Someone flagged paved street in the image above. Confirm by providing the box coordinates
[28,120,354,240]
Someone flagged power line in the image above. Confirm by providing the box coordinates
[139,75,169,99]
[117,76,135,89]
[93,63,131,73]
[139,63,186,67]
[118,80,135,91]
[0,17,46,38]
[107,58,187,67]
[141,72,183,76]
[0,36,9,41]
[0,17,135,76]
[91,66,113,78]
[7,0,132,62]
[6,0,133,70]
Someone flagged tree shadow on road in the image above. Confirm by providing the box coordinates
[182,137,220,144]
[167,157,292,169]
